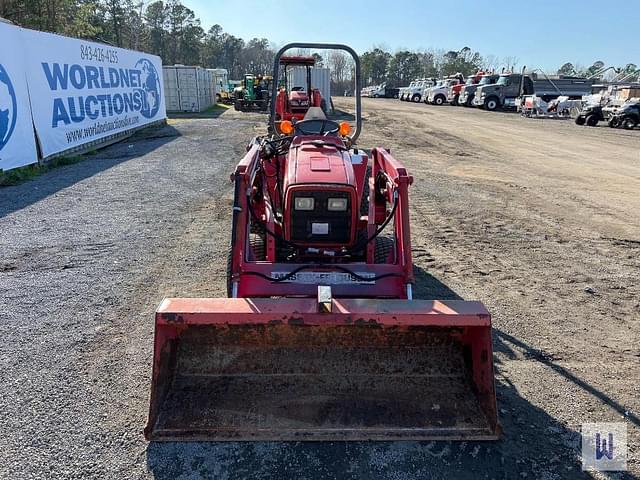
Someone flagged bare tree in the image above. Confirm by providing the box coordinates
[482,54,499,72]
[502,55,520,72]
[328,51,348,83]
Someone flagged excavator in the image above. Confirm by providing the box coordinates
[144,43,499,441]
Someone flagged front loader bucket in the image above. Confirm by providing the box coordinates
[145,298,499,441]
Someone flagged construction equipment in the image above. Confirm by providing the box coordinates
[144,43,499,442]
[518,95,581,119]
[234,74,272,111]
[274,55,323,121]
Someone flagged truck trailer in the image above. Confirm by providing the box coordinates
[474,69,594,111]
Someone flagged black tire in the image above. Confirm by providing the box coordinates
[412,94,421,102]
[585,114,599,127]
[374,236,395,264]
[608,117,620,128]
[574,115,586,126]
[484,97,499,111]
[465,96,474,107]
[434,95,445,106]
[622,117,638,130]
[450,95,459,106]
[234,101,241,111]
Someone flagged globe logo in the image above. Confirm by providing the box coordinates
[135,58,161,119]
[0,63,18,152]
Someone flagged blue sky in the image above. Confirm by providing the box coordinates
[183,0,636,72]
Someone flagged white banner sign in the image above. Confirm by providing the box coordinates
[22,29,166,158]
[0,23,38,171]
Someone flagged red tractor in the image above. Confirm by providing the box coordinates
[274,55,323,122]
[145,43,499,442]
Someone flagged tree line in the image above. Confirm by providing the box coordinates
[1,0,638,87]
[0,0,276,79]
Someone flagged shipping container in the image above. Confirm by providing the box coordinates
[162,65,217,112]
[162,67,181,112]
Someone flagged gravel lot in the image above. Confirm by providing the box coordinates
[0,100,638,479]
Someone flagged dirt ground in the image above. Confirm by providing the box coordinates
[0,98,638,479]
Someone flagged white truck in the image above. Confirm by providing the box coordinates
[421,79,446,104]
[399,81,416,101]
[367,83,400,98]
[426,77,463,105]
[402,79,434,102]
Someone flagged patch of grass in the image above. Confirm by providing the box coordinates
[0,155,86,187]
[168,103,230,119]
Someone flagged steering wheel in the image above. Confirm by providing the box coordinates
[294,119,340,136]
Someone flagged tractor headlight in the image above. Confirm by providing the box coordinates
[327,198,348,211]
[294,197,315,211]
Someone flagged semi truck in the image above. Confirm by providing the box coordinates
[447,72,485,106]
[426,76,464,105]
[367,83,400,98]
[459,74,499,107]
[473,68,594,111]
[402,79,435,102]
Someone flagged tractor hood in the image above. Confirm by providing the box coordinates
[285,139,354,187]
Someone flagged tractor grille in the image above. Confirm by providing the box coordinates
[290,191,351,244]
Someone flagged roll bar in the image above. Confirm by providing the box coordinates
[269,42,362,144]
